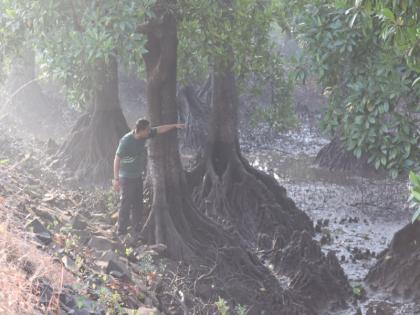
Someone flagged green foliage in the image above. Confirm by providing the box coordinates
[352,284,365,299]
[410,171,420,223]
[251,57,298,131]
[178,0,297,129]
[280,0,420,177]
[97,287,123,315]
[234,304,247,315]
[1,0,155,108]
[215,297,229,315]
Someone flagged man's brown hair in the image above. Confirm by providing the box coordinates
[135,118,150,132]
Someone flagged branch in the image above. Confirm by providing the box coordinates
[70,0,85,33]
[137,17,165,36]
[136,22,150,34]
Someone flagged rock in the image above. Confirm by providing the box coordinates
[72,229,91,245]
[148,243,167,255]
[62,255,78,273]
[32,277,53,305]
[32,205,55,222]
[106,257,131,281]
[59,291,76,309]
[88,236,117,252]
[71,214,88,230]
[25,218,52,244]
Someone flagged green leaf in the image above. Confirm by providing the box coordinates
[381,8,395,22]
[409,171,420,187]
[412,191,420,202]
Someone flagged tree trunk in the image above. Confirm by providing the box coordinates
[4,48,53,133]
[189,62,314,251]
[185,50,351,314]
[139,6,315,314]
[51,56,128,185]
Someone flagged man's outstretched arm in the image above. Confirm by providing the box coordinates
[155,123,185,135]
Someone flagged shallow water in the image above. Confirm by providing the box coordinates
[245,127,417,314]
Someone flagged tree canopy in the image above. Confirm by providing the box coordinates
[278,0,420,176]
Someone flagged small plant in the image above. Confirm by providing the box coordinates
[215,297,229,315]
[352,284,365,299]
[138,254,155,273]
[74,296,87,310]
[0,159,9,165]
[409,171,420,223]
[95,188,119,212]
[97,287,123,315]
[235,304,247,315]
[125,247,134,257]
[75,255,84,270]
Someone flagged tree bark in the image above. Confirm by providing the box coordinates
[139,6,316,314]
[51,56,128,184]
[4,48,52,128]
[189,60,314,250]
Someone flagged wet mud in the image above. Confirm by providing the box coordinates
[245,119,418,314]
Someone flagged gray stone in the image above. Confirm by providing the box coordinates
[71,214,88,230]
[88,236,116,252]
[25,218,52,244]
[106,258,131,281]
[72,229,91,245]
[61,255,78,273]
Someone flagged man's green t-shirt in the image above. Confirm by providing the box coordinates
[116,128,157,179]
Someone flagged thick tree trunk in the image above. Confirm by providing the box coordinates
[185,55,351,313]
[189,63,313,250]
[51,56,128,184]
[4,49,52,128]
[139,7,316,314]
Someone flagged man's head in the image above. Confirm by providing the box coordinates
[134,118,150,139]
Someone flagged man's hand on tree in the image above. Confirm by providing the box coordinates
[175,123,186,129]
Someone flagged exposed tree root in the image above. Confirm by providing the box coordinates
[366,221,420,300]
[274,231,351,312]
[50,109,128,184]
[188,142,313,251]
[139,8,318,313]
[49,57,129,185]
[315,136,379,175]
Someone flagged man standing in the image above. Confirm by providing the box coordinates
[113,118,184,236]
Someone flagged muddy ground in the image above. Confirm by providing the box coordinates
[244,114,417,315]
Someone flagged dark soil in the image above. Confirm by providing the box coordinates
[366,221,420,301]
